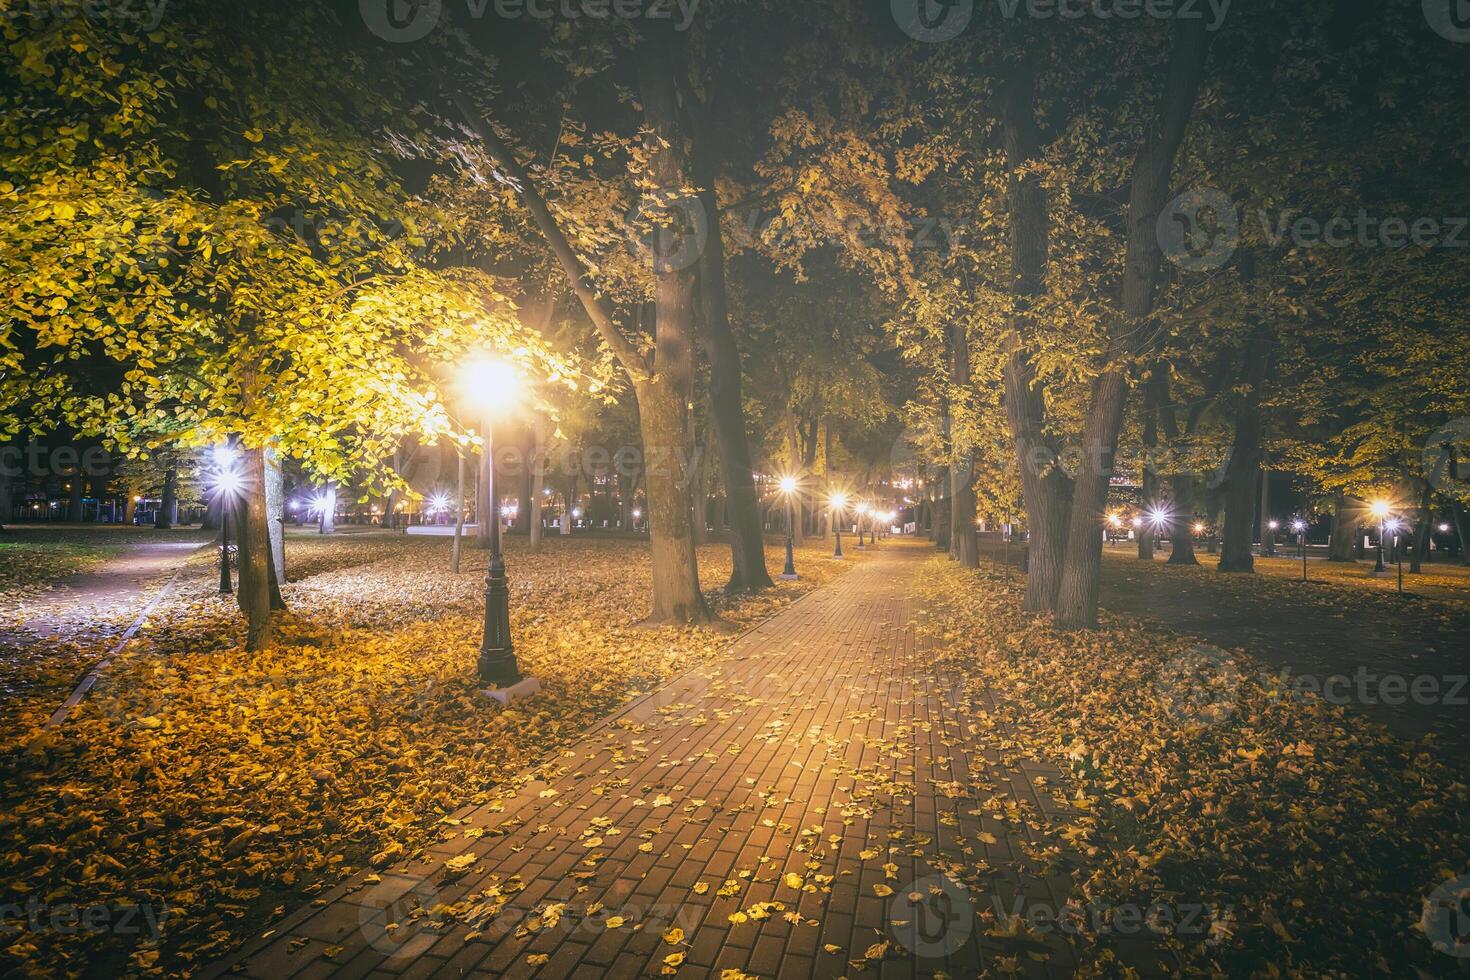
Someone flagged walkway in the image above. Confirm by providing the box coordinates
[211,540,1098,979]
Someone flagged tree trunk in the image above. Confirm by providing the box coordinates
[1001,53,1071,612]
[1454,501,1470,566]
[1258,466,1275,556]
[1166,471,1199,565]
[452,451,465,572]
[1137,379,1159,560]
[561,472,577,535]
[688,78,773,594]
[0,469,10,531]
[1328,494,1357,561]
[948,322,978,568]
[265,447,286,589]
[784,412,805,546]
[155,467,178,529]
[1054,16,1211,629]
[530,421,546,552]
[1054,370,1132,626]
[68,475,84,522]
[1219,324,1273,572]
[237,446,274,651]
[319,483,336,535]
[516,431,534,535]
[631,31,711,624]
[1410,484,1433,574]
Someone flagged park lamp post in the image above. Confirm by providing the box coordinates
[1370,499,1392,575]
[1292,518,1308,581]
[211,461,242,595]
[856,502,869,549]
[1386,517,1406,593]
[779,476,799,580]
[829,491,847,558]
[458,357,539,701]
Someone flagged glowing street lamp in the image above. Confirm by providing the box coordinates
[829,492,848,558]
[458,357,528,690]
[778,476,799,580]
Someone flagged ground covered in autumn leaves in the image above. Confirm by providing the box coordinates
[0,532,851,977]
[912,556,1470,976]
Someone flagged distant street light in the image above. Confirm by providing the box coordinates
[779,476,799,580]
[829,492,847,558]
[459,357,527,690]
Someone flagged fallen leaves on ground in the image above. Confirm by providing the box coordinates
[0,532,850,977]
[911,556,1469,976]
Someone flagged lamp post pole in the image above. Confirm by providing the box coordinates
[217,500,232,594]
[478,415,520,686]
[781,488,798,580]
[832,502,844,558]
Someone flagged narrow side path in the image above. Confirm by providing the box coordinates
[211,540,1102,980]
[3,535,207,641]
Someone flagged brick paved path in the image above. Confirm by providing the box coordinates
[212,540,1115,980]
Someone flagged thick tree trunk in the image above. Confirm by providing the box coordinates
[1137,381,1158,560]
[1167,472,1199,565]
[784,413,805,546]
[1454,501,1470,566]
[1054,370,1132,626]
[529,422,546,552]
[1410,484,1433,574]
[237,446,274,651]
[155,467,178,529]
[318,483,336,535]
[948,322,978,568]
[265,447,286,588]
[632,31,711,624]
[638,377,709,624]
[688,82,773,594]
[515,432,534,535]
[1328,494,1357,561]
[1054,17,1210,629]
[452,451,465,572]
[68,476,84,522]
[1258,467,1275,556]
[1001,54,1070,612]
[1219,325,1273,572]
